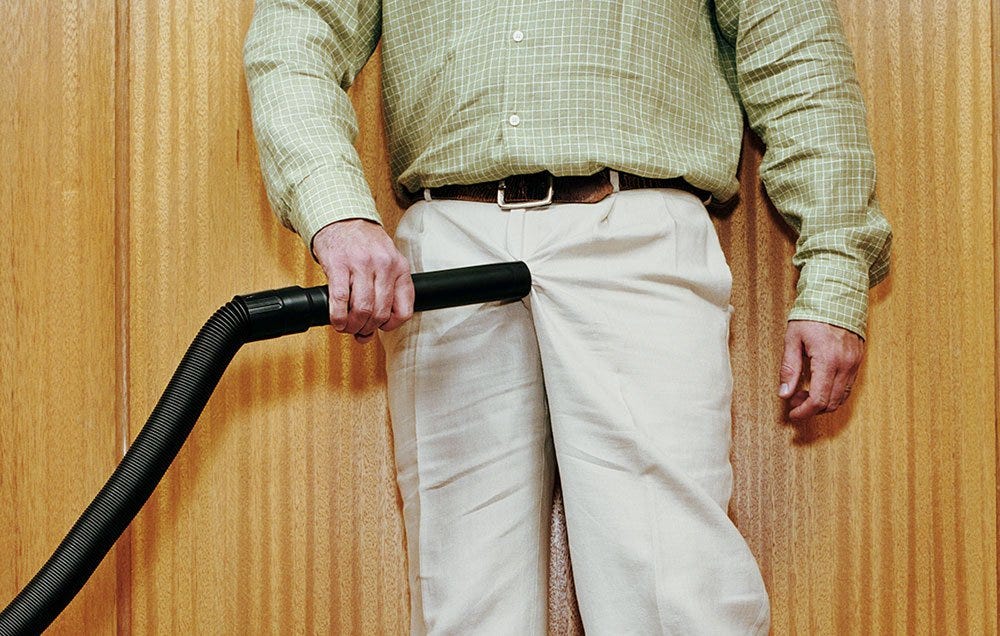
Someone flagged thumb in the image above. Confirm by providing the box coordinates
[779,329,804,398]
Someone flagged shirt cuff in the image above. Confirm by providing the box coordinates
[285,165,383,260]
[787,257,870,339]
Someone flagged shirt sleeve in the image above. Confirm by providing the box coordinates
[713,0,892,338]
[243,0,382,257]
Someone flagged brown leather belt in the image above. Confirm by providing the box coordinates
[415,169,713,210]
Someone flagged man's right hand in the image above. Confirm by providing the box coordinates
[312,219,414,344]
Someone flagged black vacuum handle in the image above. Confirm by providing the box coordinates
[240,261,532,342]
[408,261,532,312]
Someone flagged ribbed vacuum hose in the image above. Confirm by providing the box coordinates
[0,301,250,635]
[0,261,531,635]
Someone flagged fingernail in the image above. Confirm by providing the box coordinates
[779,383,788,396]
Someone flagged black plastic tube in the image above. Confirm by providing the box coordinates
[410,261,531,312]
[0,301,249,636]
[0,261,530,636]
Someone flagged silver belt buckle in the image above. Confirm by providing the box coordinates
[497,173,554,210]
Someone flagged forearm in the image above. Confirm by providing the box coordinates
[243,0,383,254]
[715,0,892,338]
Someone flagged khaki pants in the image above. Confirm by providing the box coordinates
[381,186,770,635]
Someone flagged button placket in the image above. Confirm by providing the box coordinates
[500,3,529,163]
[506,26,524,128]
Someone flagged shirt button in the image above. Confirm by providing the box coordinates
[512,30,524,42]
[508,114,521,127]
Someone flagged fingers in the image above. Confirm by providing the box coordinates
[344,269,375,336]
[788,359,835,421]
[349,265,413,344]
[381,271,415,333]
[826,367,852,411]
[327,266,351,332]
[789,390,809,411]
[354,261,411,343]
[354,331,377,344]
[313,219,414,345]
[839,365,861,408]
[782,320,866,422]
[778,332,804,399]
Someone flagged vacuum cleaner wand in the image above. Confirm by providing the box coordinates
[0,261,531,636]
[242,260,533,342]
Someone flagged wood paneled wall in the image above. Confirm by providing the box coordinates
[1,0,996,634]
[122,3,407,633]
[725,1,997,633]
[0,2,121,634]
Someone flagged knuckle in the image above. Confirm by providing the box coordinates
[343,323,363,335]
[330,250,352,265]
[316,252,340,271]
[350,300,373,317]
[326,265,349,283]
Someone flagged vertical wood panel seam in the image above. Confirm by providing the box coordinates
[993,0,1000,619]
[113,0,133,633]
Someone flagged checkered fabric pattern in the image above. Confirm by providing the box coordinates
[243,0,892,338]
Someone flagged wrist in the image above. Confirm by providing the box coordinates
[310,217,383,261]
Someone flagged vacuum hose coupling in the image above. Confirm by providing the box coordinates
[240,285,330,342]
[237,260,532,342]
[0,261,531,636]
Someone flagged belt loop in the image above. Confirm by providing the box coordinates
[609,169,620,193]
[423,187,432,202]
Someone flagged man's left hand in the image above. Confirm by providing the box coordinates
[778,320,865,421]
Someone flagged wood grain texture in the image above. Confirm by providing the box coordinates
[995,0,1000,618]
[124,2,407,633]
[0,1,120,634]
[724,1,997,634]
[114,0,134,630]
[2,0,996,634]
[121,0,997,632]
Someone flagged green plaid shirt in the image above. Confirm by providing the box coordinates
[244,0,892,338]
